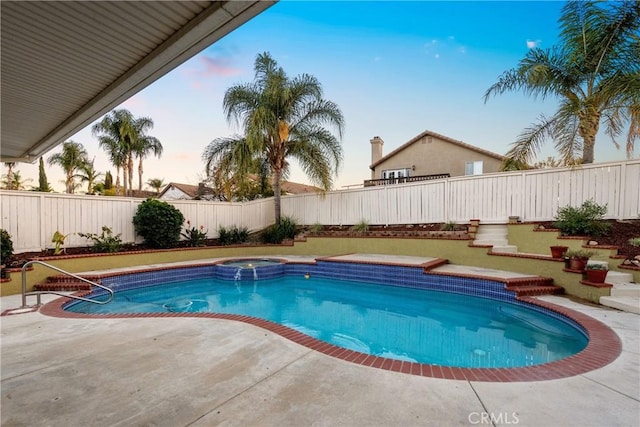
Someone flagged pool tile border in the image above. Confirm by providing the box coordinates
[37,265,622,383]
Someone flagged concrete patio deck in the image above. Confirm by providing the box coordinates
[1,256,639,426]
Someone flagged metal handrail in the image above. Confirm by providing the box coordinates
[21,260,114,308]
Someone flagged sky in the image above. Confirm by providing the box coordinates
[5,0,637,193]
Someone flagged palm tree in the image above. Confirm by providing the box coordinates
[203,52,344,221]
[92,110,131,196]
[75,158,103,195]
[47,141,89,193]
[146,177,165,195]
[484,1,639,165]
[130,118,162,191]
[3,162,16,190]
[1,170,32,190]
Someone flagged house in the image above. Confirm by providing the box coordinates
[158,183,218,201]
[158,180,321,201]
[367,130,505,186]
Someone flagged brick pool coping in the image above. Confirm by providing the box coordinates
[38,292,621,382]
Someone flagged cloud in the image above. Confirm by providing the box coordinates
[526,39,541,49]
[199,55,242,77]
[181,54,243,90]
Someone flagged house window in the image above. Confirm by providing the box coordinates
[465,161,483,176]
[382,168,411,180]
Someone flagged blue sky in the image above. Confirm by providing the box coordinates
[12,1,636,192]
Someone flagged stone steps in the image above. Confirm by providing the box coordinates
[599,296,640,315]
[474,224,519,254]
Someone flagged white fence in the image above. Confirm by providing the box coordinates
[1,160,638,253]
[0,192,274,253]
[282,160,640,225]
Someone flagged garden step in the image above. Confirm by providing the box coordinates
[610,283,640,297]
[605,271,634,285]
[599,296,640,314]
[473,239,510,246]
[490,245,519,254]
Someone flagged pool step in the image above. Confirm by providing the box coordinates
[33,281,91,291]
[33,274,96,292]
[505,278,563,297]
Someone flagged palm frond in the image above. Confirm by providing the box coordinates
[505,115,558,164]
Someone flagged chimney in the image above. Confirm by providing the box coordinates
[370,136,384,165]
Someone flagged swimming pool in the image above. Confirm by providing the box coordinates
[64,259,588,369]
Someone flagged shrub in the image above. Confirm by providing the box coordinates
[629,237,640,247]
[351,220,370,234]
[261,216,297,244]
[553,199,611,237]
[78,226,123,253]
[51,231,72,255]
[217,225,248,246]
[309,222,324,233]
[1,229,14,265]
[132,199,184,248]
[441,221,457,231]
[181,221,208,247]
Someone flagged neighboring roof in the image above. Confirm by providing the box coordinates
[158,183,216,199]
[280,181,322,194]
[369,129,506,170]
[0,1,275,163]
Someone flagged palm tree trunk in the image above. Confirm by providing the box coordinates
[128,155,134,196]
[115,166,121,196]
[66,171,74,194]
[579,109,600,164]
[272,169,282,222]
[122,165,128,196]
[138,157,143,191]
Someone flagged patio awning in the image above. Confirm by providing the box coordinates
[0,1,276,163]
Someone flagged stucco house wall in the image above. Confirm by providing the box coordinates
[369,130,504,180]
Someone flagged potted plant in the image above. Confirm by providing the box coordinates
[550,245,569,258]
[585,264,608,284]
[565,249,595,271]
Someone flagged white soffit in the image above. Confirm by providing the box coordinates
[1,1,276,162]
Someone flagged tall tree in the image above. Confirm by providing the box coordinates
[130,118,162,191]
[47,141,89,194]
[37,157,52,192]
[484,1,640,164]
[75,158,102,195]
[104,171,113,190]
[3,162,16,190]
[203,52,344,221]
[92,109,132,196]
[92,109,161,196]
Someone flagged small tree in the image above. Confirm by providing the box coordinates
[37,157,52,192]
[132,199,184,248]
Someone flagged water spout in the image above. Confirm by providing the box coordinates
[252,267,258,280]
[234,267,242,281]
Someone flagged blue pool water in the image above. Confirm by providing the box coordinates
[66,275,587,368]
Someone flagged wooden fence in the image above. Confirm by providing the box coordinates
[281,159,639,225]
[1,160,638,253]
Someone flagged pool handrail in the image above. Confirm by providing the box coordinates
[21,260,114,308]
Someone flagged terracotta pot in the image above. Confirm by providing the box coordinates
[585,269,607,283]
[550,245,569,258]
[569,257,589,271]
